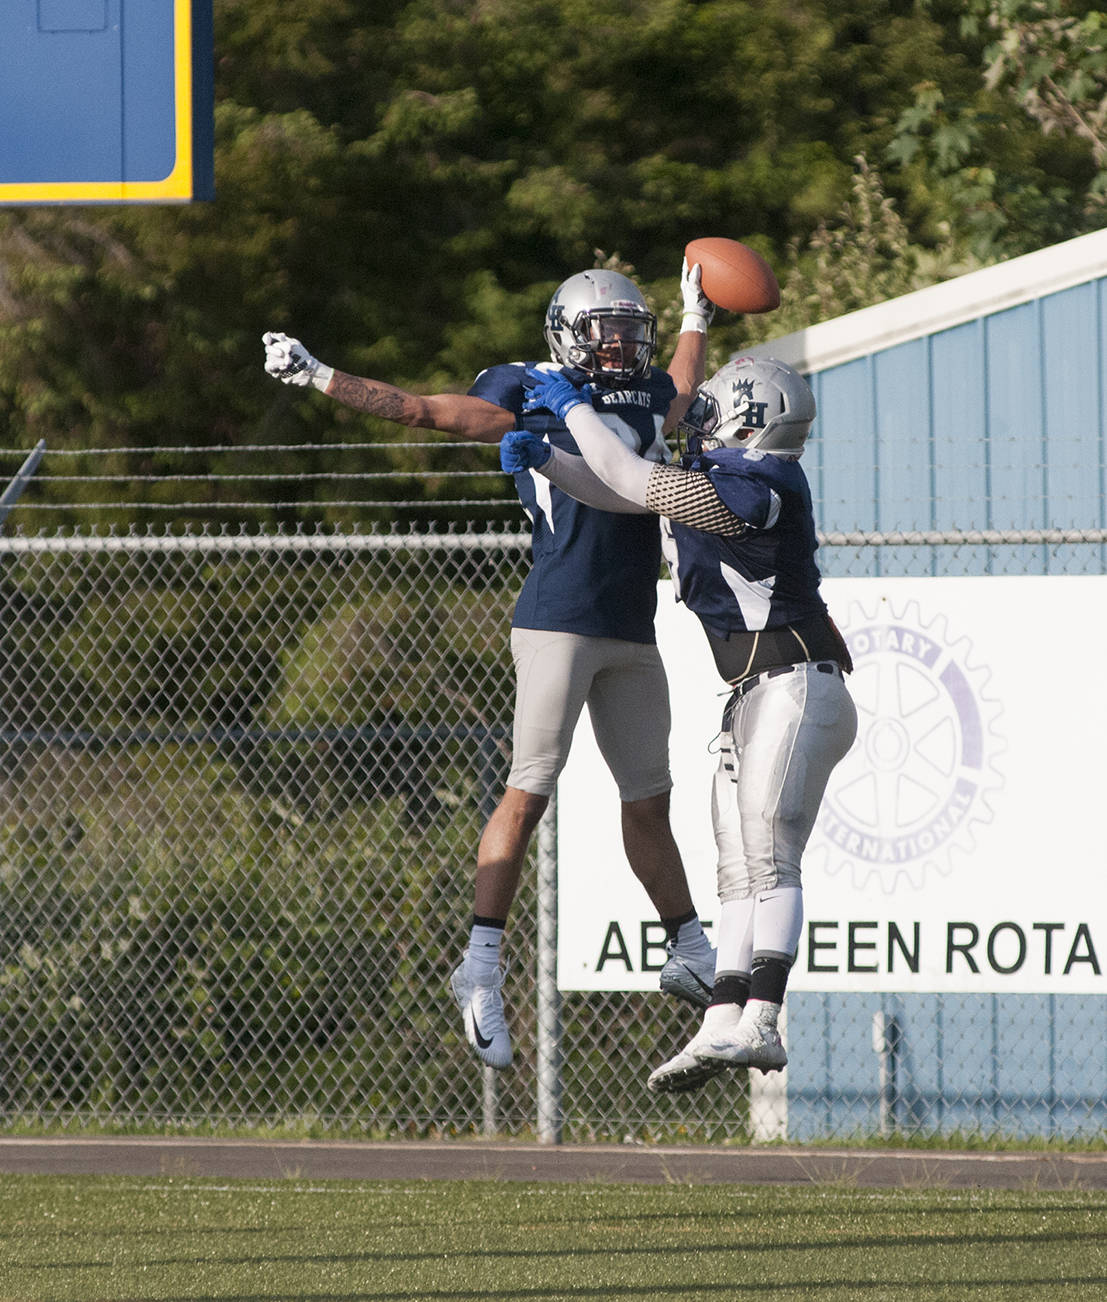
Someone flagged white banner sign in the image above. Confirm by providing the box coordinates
[557,576,1106,994]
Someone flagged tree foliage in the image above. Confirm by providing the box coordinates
[890,0,1107,258]
[0,0,1102,526]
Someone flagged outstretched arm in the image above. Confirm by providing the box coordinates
[262,332,513,443]
[664,330,707,434]
[563,404,655,506]
[525,370,749,535]
[521,372,654,506]
[499,432,649,514]
[326,372,513,443]
[662,259,712,433]
[544,448,650,513]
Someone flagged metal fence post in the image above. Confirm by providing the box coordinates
[873,1009,900,1138]
[481,1067,499,1138]
[535,796,562,1144]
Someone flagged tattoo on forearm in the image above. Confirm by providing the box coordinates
[329,373,411,422]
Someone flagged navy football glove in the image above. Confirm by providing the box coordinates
[500,430,551,473]
[524,367,592,421]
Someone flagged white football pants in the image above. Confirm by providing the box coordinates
[712,661,857,905]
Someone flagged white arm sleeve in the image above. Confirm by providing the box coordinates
[538,446,650,514]
[562,403,654,507]
[562,400,748,534]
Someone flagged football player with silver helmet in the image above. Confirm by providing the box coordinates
[543,269,658,382]
[677,356,816,457]
[262,259,718,1072]
[507,351,856,1090]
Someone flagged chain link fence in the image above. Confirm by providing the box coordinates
[0,524,1102,1144]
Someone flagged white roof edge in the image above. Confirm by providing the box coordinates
[744,226,1107,374]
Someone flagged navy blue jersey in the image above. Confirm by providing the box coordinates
[665,446,827,638]
[470,361,676,643]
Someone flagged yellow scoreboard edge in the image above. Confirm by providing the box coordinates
[0,0,214,205]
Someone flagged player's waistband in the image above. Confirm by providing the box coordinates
[705,610,848,684]
[722,660,842,724]
[731,659,841,700]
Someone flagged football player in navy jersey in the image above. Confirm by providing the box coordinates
[505,355,857,1090]
[261,264,717,1071]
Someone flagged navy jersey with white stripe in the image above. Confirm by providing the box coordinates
[665,446,826,638]
[469,362,675,643]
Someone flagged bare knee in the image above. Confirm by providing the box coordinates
[486,785,549,841]
[621,788,673,830]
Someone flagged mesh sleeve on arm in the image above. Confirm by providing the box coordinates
[644,464,750,536]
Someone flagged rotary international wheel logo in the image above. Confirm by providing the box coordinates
[813,598,1005,894]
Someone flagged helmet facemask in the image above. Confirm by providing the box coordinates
[676,389,724,457]
[575,310,655,380]
[545,271,657,383]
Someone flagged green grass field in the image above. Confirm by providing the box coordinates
[2,1174,1105,1301]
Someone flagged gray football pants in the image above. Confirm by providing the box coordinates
[506,628,673,801]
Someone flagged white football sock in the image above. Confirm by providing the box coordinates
[715,896,755,975]
[752,886,804,959]
[671,915,714,960]
[699,1001,744,1034]
[467,923,504,983]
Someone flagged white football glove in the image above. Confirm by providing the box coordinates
[262,331,334,392]
[680,258,715,334]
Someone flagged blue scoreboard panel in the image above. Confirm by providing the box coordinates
[0,0,213,203]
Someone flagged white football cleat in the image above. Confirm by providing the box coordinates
[646,1003,743,1094]
[450,952,512,1070]
[659,944,716,1009]
[692,1017,787,1075]
[646,1039,727,1094]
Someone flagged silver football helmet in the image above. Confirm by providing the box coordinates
[678,356,816,457]
[544,270,657,382]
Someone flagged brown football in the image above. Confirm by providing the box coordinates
[684,237,781,313]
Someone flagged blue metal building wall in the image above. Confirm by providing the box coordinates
[807,278,1107,578]
[784,271,1107,1141]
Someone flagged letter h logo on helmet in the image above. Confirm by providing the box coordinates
[732,378,767,429]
